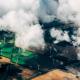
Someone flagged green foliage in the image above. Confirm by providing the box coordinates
[0,31,38,65]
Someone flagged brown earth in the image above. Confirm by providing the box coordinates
[32,69,80,80]
[0,56,10,63]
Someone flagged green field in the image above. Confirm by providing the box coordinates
[0,40,38,65]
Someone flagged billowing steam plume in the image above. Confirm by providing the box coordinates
[0,0,80,54]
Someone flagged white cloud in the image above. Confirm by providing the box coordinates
[50,28,70,43]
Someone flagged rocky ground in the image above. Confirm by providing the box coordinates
[0,54,80,80]
[0,63,80,80]
[32,69,80,80]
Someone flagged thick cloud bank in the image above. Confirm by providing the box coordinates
[0,0,59,50]
[57,0,80,45]
[0,0,80,52]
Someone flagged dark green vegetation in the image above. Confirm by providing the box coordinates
[0,31,79,71]
[0,31,38,66]
[0,31,80,80]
